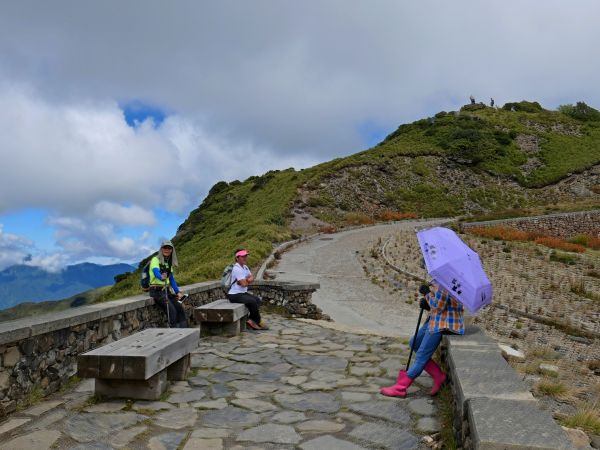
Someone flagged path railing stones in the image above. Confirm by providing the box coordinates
[460,209,600,239]
[0,279,318,417]
[442,325,573,449]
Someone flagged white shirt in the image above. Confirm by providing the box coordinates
[228,263,251,295]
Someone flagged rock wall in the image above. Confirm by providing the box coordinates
[461,209,600,239]
[0,279,319,417]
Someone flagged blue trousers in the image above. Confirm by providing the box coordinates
[407,318,442,379]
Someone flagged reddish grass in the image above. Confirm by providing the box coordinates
[318,225,337,234]
[376,211,418,221]
[344,212,374,225]
[534,237,586,253]
[468,225,594,252]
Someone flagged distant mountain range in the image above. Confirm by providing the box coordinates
[0,262,135,310]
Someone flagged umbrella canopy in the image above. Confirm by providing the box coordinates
[416,227,493,314]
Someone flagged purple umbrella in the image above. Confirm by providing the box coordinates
[416,227,493,313]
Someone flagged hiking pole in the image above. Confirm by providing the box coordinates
[163,284,171,328]
[406,305,425,371]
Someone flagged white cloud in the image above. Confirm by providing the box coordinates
[0,224,33,269]
[0,224,67,272]
[47,213,155,262]
[93,201,156,226]
[1,1,599,269]
[23,253,66,273]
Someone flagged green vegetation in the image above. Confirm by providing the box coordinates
[549,250,577,265]
[536,379,568,397]
[437,383,458,449]
[101,169,302,300]
[502,100,544,113]
[561,403,600,434]
[558,102,600,122]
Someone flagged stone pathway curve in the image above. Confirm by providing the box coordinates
[0,315,439,449]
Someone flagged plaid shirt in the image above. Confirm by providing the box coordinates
[426,284,464,335]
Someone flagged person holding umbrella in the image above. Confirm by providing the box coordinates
[380,226,492,398]
[380,281,464,397]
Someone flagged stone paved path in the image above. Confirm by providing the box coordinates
[0,315,438,449]
[274,221,448,336]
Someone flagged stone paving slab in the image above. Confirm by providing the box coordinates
[467,397,573,449]
[0,314,434,449]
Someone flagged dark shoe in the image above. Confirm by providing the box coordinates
[246,319,261,330]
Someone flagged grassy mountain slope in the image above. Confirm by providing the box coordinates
[101,101,600,301]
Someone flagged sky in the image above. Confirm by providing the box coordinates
[0,1,599,272]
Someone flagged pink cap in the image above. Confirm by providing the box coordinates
[235,249,249,257]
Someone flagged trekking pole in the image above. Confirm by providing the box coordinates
[406,306,425,371]
[163,284,171,328]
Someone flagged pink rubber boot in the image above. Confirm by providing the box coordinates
[380,370,414,397]
[424,359,446,396]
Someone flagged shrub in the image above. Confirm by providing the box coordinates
[561,403,600,434]
[549,250,577,265]
[568,234,600,250]
[536,380,568,397]
[558,102,600,122]
[376,211,418,221]
[534,236,585,253]
[502,101,544,113]
[344,212,374,225]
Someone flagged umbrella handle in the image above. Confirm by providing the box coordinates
[406,306,425,372]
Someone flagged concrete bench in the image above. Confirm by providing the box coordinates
[77,328,199,400]
[194,299,249,336]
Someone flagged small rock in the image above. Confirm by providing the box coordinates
[539,363,559,375]
[562,426,591,449]
[498,343,525,361]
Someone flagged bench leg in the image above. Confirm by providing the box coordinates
[201,319,243,337]
[95,370,168,400]
[167,354,191,381]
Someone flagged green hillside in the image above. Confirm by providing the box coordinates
[102,100,600,301]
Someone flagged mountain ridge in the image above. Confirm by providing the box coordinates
[0,262,135,310]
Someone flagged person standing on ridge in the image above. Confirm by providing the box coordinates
[490,98,495,107]
[470,94,475,105]
[149,240,188,328]
[380,280,464,398]
[226,249,268,330]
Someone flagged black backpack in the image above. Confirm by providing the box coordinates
[140,262,151,291]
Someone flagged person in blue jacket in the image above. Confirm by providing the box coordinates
[148,240,188,327]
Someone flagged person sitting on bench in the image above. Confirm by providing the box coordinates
[149,240,188,328]
[226,248,268,330]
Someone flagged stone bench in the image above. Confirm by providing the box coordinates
[77,328,199,400]
[194,299,249,336]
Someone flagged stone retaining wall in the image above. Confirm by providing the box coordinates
[461,209,600,239]
[441,326,572,449]
[0,279,319,417]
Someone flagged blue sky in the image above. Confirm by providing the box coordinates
[1,1,599,272]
